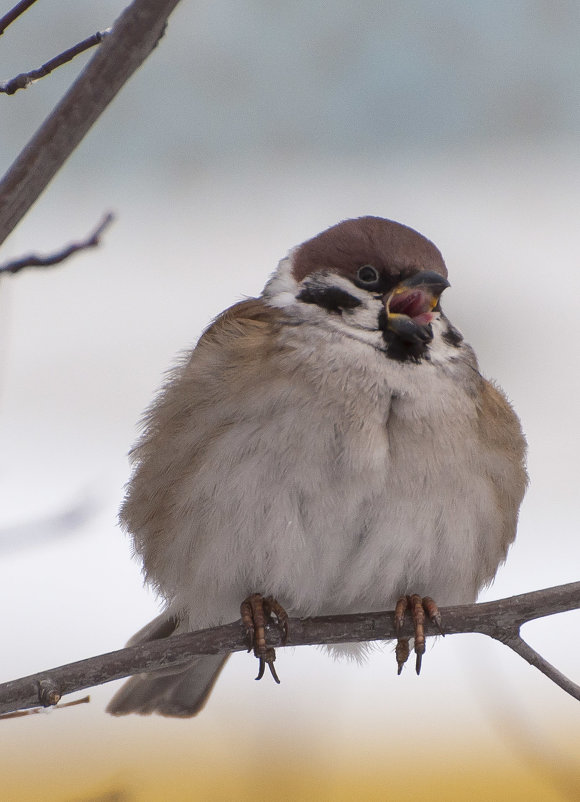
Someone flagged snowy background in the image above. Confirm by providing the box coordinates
[0,3,579,800]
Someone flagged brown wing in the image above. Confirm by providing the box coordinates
[476,378,528,577]
[120,298,286,590]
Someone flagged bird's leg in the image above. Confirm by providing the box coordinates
[394,595,411,674]
[394,594,443,675]
[240,593,288,684]
[395,636,410,675]
[409,593,427,673]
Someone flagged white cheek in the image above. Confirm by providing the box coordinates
[343,301,382,331]
[262,251,300,308]
[428,315,461,364]
[264,260,385,339]
[267,291,297,310]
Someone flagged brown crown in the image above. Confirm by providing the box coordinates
[291,216,447,283]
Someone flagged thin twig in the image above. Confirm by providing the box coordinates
[0,30,111,95]
[0,0,183,248]
[0,695,90,720]
[0,0,38,35]
[0,582,577,716]
[0,212,114,275]
[500,634,579,703]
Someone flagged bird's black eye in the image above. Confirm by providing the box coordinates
[356,264,380,286]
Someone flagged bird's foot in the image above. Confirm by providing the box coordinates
[240,593,288,683]
[394,594,443,675]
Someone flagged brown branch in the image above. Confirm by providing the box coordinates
[0,582,578,717]
[0,212,114,275]
[0,0,38,35]
[0,30,111,95]
[500,634,579,701]
[0,0,183,248]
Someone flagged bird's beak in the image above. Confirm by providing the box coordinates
[384,271,450,344]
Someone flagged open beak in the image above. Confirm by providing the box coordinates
[385,271,450,345]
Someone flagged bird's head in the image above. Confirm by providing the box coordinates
[263,216,453,362]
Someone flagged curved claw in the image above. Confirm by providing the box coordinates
[264,596,289,645]
[394,596,409,635]
[395,638,410,675]
[255,649,280,683]
[423,596,444,636]
[269,662,280,684]
[415,652,423,675]
[242,593,287,685]
[394,594,443,675]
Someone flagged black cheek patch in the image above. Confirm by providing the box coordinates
[441,319,463,347]
[297,286,362,313]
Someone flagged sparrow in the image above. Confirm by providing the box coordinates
[107,216,527,717]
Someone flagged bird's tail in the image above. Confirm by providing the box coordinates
[106,613,229,717]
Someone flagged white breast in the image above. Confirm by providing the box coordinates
[163,315,503,630]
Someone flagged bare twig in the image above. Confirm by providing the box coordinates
[500,634,579,701]
[0,582,577,716]
[0,0,38,35]
[0,30,111,95]
[0,212,113,275]
[0,695,90,720]
[0,0,183,248]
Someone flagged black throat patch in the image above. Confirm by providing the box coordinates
[377,308,433,363]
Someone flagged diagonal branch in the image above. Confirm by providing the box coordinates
[500,633,579,701]
[0,582,578,717]
[0,0,38,36]
[0,0,183,248]
[0,212,113,275]
[0,30,111,95]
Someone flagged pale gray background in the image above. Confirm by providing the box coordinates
[1,3,579,800]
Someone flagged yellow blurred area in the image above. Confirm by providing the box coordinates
[2,743,576,801]
[5,764,574,802]
[2,694,578,802]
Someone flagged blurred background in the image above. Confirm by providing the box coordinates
[0,1,579,800]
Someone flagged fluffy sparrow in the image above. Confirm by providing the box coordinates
[108,216,527,717]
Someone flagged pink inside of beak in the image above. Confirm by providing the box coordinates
[388,289,434,325]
